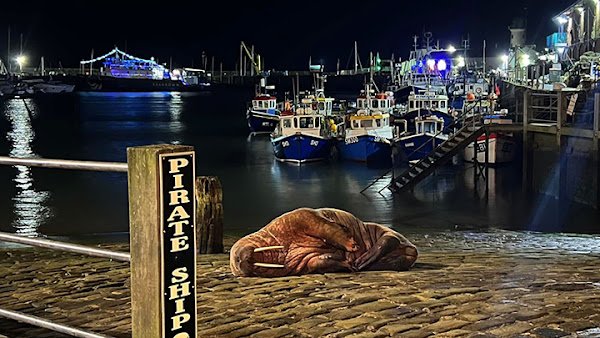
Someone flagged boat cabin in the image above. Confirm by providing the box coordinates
[278,114,325,137]
[415,116,444,135]
[295,96,334,115]
[407,90,449,115]
[252,95,278,112]
[356,92,394,113]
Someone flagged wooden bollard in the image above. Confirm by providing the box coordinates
[195,176,224,254]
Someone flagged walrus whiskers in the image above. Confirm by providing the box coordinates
[253,262,285,268]
[253,246,285,253]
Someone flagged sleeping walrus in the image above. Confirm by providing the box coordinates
[230,208,418,277]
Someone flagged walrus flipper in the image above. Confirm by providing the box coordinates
[354,235,400,270]
[307,253,355,274]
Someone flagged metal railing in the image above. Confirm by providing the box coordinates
[0,156,129,338]
[359,101,484,194]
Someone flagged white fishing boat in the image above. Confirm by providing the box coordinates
[463,109,515,164]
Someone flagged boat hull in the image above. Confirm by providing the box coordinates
[337,135,393,165]
[397,134,447,163]
[463,133,515,164]
[271,134,331,163]
[247,110,279,133]
[64,75,210,92]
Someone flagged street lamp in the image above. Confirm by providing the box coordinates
[15,55,26,73]
[500,54,509,74]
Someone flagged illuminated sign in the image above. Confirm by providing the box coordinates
[159,152,197,338]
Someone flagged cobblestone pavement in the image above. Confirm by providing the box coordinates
[0,231,600,337]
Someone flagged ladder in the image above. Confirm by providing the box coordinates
[389,116,485,193]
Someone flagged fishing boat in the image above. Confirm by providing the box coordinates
[463,108,515,164]
[246,78,281,134]
[391,33,453,103]
[270,92,334,164]
[399,88,454,134]
[395,115,448,163]
[336,83,396,165]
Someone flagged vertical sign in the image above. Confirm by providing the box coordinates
[159,152,197,338]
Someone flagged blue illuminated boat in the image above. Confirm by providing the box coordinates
[337,84,396,165]
[75,48,210,92]
[270,92,335,164]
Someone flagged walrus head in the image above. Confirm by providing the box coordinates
[230,243,258,277]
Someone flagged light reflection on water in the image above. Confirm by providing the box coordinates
[4,99,52,236]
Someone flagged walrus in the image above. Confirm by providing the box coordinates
[230,208,418,277]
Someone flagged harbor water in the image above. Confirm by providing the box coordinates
[0,89,599,241]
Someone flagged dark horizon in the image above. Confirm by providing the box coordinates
[0,0,575,71]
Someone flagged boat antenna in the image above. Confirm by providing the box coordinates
[424,32,432,52]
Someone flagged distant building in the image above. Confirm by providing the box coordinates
[509,17,527,48]
[552,0,600,60]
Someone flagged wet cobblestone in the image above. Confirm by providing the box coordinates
[0,231,599,337]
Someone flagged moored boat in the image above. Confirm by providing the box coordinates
[270,94,334,164]
[247,77,281,134]
[395,115,448,163]
[463,109,515,164]
[336,84,396,165]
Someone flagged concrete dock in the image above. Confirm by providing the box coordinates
[0,232,599,337]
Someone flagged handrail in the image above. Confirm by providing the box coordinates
[0,232,130,262]
[0,156,127,172]
[402,99,484,162]
[0,308,112,338]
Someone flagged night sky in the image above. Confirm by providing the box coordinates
[0,0,575,71]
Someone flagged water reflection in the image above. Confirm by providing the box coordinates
[4,99,52,236]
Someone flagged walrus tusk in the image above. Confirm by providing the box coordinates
[253,262,285,268]
[253,246,285,253]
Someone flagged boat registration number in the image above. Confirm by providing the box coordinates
[405,142,415,147]
[282,141,290,147]
[310,140,319,146]
[345,137,359,144]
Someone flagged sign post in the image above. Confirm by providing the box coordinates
[127,145,197,338]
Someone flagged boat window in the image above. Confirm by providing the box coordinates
[371,100,379,109]
[299,117,314,128]
[315,117,320,128]
[269,100,276,108]
[432,101,439,109]
[353,120,360,128]
[362,119,373,128]
[417,122,422,133]
[424,122,435,133]
[381,100,387,108]
[440,101,446,108]
[409,101,415,109]
[358,99,365,108]
[318,102,325,112]
[293,117,298,128]
[283,119,292,128]
[375,119,381,127]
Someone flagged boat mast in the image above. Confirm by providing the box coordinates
[7,25,10,74]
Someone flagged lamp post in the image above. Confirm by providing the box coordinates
[500,55,509,76]
[15,55,26,74]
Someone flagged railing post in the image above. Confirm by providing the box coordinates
[127,145,197,338]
